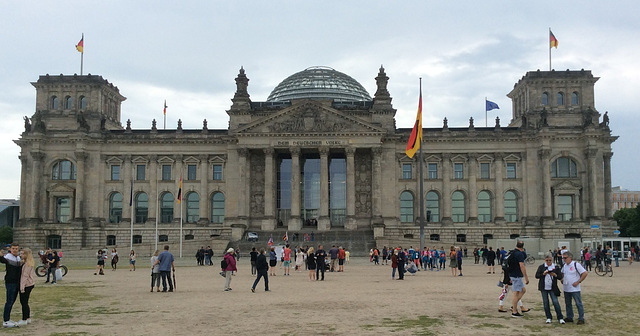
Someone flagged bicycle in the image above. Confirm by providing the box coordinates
[525,254,535,265]
[35,264,69,277]
[594,260,613,277]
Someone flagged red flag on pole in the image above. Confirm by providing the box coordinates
[177,176,182,203]
[550,30,559,49]
[76,35,84,53]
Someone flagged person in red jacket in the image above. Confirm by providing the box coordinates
[222,248,237,291]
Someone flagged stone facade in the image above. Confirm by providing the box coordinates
[14,67,618,252]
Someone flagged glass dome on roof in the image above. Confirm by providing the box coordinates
[266,66,372,102]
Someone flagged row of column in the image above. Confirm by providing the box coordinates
[257,147,360,231]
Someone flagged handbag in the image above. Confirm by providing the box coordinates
[55,268,63,281]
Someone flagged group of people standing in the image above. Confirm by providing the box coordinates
[503,241,589,325]
[1,243,35,328]
[194,246,214,266]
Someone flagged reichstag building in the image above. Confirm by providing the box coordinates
[14,66,617,253]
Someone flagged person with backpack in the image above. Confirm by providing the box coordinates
[561,251,588,324]
[508,241,530,318]
[222,248,237,291]
[535,252,565,324]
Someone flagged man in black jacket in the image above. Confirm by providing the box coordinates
[397,246,406,280]
[1,243,21,328]
[251,248,269,292]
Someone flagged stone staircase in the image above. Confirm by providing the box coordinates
[229,229,376,257]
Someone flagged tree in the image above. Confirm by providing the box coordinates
[0,226,13,244]
[613,205,640,237]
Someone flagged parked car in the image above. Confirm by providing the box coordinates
[246,232,259,242]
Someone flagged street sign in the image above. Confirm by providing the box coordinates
[590,224,600,229]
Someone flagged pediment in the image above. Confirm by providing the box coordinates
[425,155,442,162]
[209,155,226,164]
[235,101,386,135]
[132,156,149,164]
[504,154,521,162]
[451,154,468,162]
[47,183,75,193]
[553,180,582,190]
[183,156,200,164]
[477,154,494,162]
[157,156,175,164]
[105,156,123,164]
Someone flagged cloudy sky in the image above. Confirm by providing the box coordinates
[1,1,638,199]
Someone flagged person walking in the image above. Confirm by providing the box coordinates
[561,251,588,324]
[283,244,292,276]
[509,241,530,318]
[329,245,339,271]
[18,248,36,326]
[338,247,346,272]
[535,252,565,324]
[456,247,464,276]
[111,248,119,271]
[1,243,21,328]
[295,248,305,272]
[251,248,269,292]
[129,250,136,271]
[150,250,161,292]
[316,245,327,281]
[391,249,398,279]
[306,247,316,281]
[47,249,60,284]
[222,248,237,291]
[154,245,175,292]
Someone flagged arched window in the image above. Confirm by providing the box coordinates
[452,191,466,223]
[400,191,414,223]
[52,160,76,180]
[109,192,123,223]
[79,96,87,109]
[426,191,440,222]
[478,191,492,223]
[571,92,579,105]
[65,96,73,109]
[161,192,174,223]
[542,92,549,106]
[186,192,200,223]
[504,191,518,222]
[557,92,564,105]
[135,193,148,223]
[51,96,59,109]
[211,192,225,223]
[551,157,578,178]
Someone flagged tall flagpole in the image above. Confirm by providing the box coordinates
[549,28,552,71]
[418,78,425,253]
[485,97,488,127]
[155,166,159,252]
[80,33,84,75]
[130,167,134,253]
[179,174,183,258]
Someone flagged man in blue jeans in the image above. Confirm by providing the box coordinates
[1,243,21,328]
[154,245,175,292]
[561,251,588,324]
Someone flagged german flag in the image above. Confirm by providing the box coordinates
[550,30,558,49]
[405,88,422,158]
[76,35,84,53]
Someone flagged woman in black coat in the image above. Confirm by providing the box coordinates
[535,252,565,324]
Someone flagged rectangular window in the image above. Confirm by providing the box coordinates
[187,164,197,180]
[212,164,223,180]
[402,163,412,179]
[110,165,120,181]
[428,163,438,179]
[162,165,172,181]
[506,163,517,179]
[454,163,464,179]
[557,195,573,221]
[136,165,146,181]
[480,163,491,179]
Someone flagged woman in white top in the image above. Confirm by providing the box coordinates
[295,248,305,272]
[111,248,119,271]
[129,250,136,271]
[150,250,161,292]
